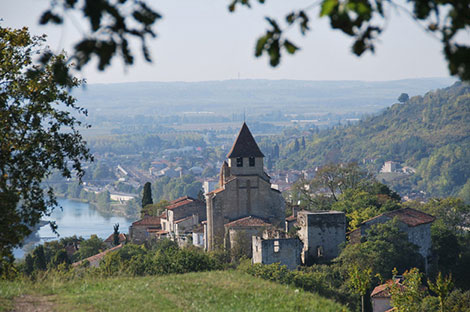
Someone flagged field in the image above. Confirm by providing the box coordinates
[0,270,348,312]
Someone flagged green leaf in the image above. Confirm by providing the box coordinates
[283,40,299,54]
[320,0,338,17]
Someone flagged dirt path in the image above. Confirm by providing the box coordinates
[12,295,55,312]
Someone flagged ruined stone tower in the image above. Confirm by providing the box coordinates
[205,123,285,251]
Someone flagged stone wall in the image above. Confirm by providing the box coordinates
[252,236,302,270]
[206,175,285,250]
[226,227,265,258]
[298,211,346,264]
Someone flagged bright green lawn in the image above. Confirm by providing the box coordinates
[0,270,348,312]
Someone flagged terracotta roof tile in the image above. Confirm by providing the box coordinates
[384,208,435,227]
[166,197,203,210]
[286,215,297,222]
[227,123,264,158]
[174,216,193,224]
[132,216,161,226]
[225,216,271,228]
[104,233,127,243]
[72,244,123,267]
[371,280,403,298]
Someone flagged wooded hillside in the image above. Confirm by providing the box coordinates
[276,82,470,198]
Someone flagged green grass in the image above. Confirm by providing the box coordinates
[0,270,348,311]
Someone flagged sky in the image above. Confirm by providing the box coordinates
[2,0,453,84]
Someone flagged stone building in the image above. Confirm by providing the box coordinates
[297,210,346,264]
[129,216,162,244]
[224,216,272,257]
[252,230,302,270]
[205,123,285,251]
[349,208,435,271]
[160,196,206,238]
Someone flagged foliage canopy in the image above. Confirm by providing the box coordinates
[0,26,92,271]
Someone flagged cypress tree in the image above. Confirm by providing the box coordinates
[113,223,120,246]
[33,245,47,271]
[294,139,300,152]
[142,182,153,208]
[24,253,34,275]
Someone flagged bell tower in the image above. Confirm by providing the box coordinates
[226,122,265,177]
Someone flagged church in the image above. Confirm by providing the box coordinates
[204,123,285,251]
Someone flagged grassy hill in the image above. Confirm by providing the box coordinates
[0,270,348,312]
[276,82,470,198]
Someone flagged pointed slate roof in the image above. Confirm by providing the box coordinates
[227,123,265,158]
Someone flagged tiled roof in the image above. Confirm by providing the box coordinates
[132,216,161,226]
[224,216,271,228]
[286,215,297,222]
[371,280,404,298]
[208,187,224,195]
[166,196,203,210]
[148,229,168,235]
[384,208,435,227]
[226,123,264,158]
[72,244,123,267]
[174,216,193,224]
[363,208,435,228]
[104,233,127,243]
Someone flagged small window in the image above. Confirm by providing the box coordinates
[317,246,323,257]
[249,157,255,167]
[236,157,243,167]
[274,240,280,253]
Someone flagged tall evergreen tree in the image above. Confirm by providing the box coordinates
[142,182,153,208]
[293,139,300,152]
[24,254,34,276]
[33,245,47,271]
[273,144,280,158]
[301,136,306,149]
[113,223,120,246]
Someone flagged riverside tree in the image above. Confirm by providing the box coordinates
[0,26,92,274]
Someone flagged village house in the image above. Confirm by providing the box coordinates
[72,244,124,268]
[104,233,127,248]
[129,216,162,244]
[160,196,206,241]
[349,208,435,271]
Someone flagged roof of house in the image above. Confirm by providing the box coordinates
[286,215,297,222]
[224,216,271,228]
[132,216,161,227]
[147,229,168,235]
[174,216,193,224]
[371,280,404,298]
[72,244,123,267]
[226,122,264,158]
[166,196,203,210]
[104,233,127,244]
[365,208,435,227]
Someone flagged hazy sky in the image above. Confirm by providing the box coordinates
[2,0,453,84]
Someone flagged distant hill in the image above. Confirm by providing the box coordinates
[277,82,470,198]
[74,78,456,117]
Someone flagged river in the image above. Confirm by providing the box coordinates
[14,198,136,259]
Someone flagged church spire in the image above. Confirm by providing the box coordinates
[227,122,264,158]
